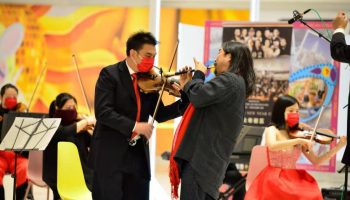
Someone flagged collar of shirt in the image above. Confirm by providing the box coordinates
[125,59,136,76]
[334,28,345,35]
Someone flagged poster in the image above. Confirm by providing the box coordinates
[204,20,339,172]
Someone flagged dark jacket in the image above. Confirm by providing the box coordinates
[331,32,350,164]
[91,60,188,180]
[175,71,246,199]
[43,123,93,189]
[331,32,350,63]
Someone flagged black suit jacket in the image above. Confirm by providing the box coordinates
[91,60,188,180]
[175,71,246,199]
[331,32,350,164]
[331,32,350,63]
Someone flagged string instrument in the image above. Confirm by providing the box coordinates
[137,68,181,97]
[288,106,339,146]
[15,102,28,113]
[289,126,340,144]
[137,65,215,97]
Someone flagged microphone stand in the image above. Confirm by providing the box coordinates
[296,18,349,199]
[298,18,331,43]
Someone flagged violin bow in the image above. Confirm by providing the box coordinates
[27,62,47,112]
[309,105,325,142]
[129,40,179,146]
[72,54,92,115]
[150,40,179,124]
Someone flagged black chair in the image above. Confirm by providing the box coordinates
[218,125,265,200]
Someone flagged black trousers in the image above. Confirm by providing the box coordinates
[342,86,350,164]
[180,162,214,200]
[92,171,149,200]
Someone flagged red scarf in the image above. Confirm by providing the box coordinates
[169,103,195,199]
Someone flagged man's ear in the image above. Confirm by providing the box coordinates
[226,53,232,62]
[130,49,136,57]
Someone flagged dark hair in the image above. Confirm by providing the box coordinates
[0,83,18,96]
[49,93,77,117]
[126,31,157,56]
[222,41,256,97]
[271,95,299,129]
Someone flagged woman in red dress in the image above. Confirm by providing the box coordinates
[245,95,347,200]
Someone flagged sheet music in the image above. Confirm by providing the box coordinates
[0,117,61,151]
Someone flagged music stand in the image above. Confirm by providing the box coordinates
[0,112,61,200]
[219,125,265,200]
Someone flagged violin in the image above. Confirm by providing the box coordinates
[15,102,28,112]
[288,125,340,145]
[137,68,181,97]
[136,65,215,97]
[287,105,342,145]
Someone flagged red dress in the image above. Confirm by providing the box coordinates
[245,146,323,200]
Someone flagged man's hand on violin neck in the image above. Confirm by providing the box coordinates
[135,122,154,140]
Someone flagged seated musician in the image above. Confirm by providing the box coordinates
[0,83,28,200]
[43,92,95,200]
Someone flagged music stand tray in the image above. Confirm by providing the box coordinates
[0,112,61,200]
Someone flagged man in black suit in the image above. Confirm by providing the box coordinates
[174,41,256,200]
[331,11,350,63]
[91,31,188,200]
[331,11,350,165]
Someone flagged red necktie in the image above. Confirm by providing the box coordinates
[131,73,141,139]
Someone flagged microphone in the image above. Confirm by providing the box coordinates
[288,9,311,24]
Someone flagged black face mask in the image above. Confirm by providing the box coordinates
[53,109,78,126]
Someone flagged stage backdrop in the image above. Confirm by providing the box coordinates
[203,20,340,172]
[0,4,249,199]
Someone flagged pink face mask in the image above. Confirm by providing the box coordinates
[286,112,299,127]
[137,57,154,72]
[4,97,17,110]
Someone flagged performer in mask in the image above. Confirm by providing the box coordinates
[330,11,350,167]
[91,31,189,200]
[170,41,255,200]
[0,83,28,200]
[43,92,95,200]
[245,95,346,200]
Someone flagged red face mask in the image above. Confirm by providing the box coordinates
[4,97,17,110]
[286,112,299,127]
[137,57,154,72]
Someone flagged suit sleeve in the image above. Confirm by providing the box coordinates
[183,71,236,108]
[155,90,190,123]
[94,68,134,137]
[331,32,350,63]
